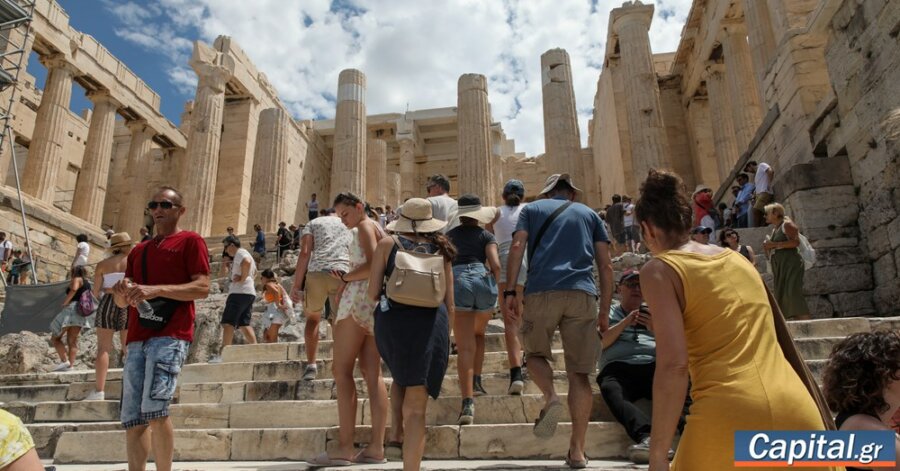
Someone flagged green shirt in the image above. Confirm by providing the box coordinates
[599,303,656,373]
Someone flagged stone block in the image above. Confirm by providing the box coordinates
[295,378,339,400]
[177,382,246,404]
[245,380,297,402]
[828,291,876,317]
[27,423,75,458]
[172,429,233,461]
[784,186,859,232]
[66,381,121,401]
[795,337,844,360]
[805,295,835,319]
[873,285,900,316]
[180,362,254,384]
[324,425,460,459]
[459,422,630,459]
[222,343,289,362]
[3,402,35,423]
[34,400,119,422]
[423,395,527,426]
[0,385,68,403]
[231,428,326,460]
[287,341,333,360]
[787,317,872,338]
[170,403,231,429]
[873,253,897,287]
[861,222,888,258]
[252,361,308,381]
[54,431,126,463]
[804,263,872,296]
[773,155,853,199]
[229,400,353,428]
[812,246,868,268]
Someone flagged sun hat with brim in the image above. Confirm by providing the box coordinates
[692,184,712,197]
[456,194,497,225]
[109,232,134,248]
[539,173,583,201]
[386,198,447,233]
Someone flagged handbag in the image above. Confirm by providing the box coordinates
[137,244,182,331]
[765,283,837,430]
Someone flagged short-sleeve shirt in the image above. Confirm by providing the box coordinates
[125,231,210,344]
[308,200,319,212]
[302,216,351,273]
[447,225,497,265]
[277,227,292,246]
[598,303,656,373]
[229,248,257,295]
[427,194,459,233]
[755,162,772,194]
[74,241,90,266]
[606,202,625,236]
[623,203,635,227]
[515,197,610,296]
[0,240,12,261]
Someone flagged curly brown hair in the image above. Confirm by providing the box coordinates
[634,169,693,237]
[823,330,900,417]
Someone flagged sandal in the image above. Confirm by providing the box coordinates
[352,449,387,464]
[306,452,352,467]
[385,441,403,461]
[565,450,589,469]
[533,400,564,438]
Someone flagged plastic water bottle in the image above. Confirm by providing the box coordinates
[137,300,154,318]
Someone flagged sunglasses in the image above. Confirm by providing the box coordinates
[147,201,179,210]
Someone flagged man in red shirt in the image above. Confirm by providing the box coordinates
[113,186,210,471]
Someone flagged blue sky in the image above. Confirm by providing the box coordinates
[29,0,692,156]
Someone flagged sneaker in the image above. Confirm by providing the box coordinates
[84,390,105,401]
[51,362,71,372]
[508,368,525,395]
[207,355,223,364]
[473,376,487,397]
[457,399,474,426]
[627,437,674,464]
[302,364,318,381]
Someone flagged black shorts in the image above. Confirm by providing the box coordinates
[221,293,256,327]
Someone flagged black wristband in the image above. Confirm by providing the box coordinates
[502,290,517,298]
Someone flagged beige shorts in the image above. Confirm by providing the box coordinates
[305,271,342,313]
[520,290,600,374]
[753,192,774,211]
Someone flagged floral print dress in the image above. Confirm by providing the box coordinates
[335,226,381,334]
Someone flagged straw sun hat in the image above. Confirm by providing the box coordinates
[109,232,134,248]
[456,194,496,224]
[386,198,447,233]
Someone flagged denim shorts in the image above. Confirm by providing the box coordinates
[452,263,498,311]
[120,336,190,428]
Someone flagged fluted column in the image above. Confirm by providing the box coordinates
[722,21,764,153]
[180,62,231,235]
[118,120,154,238]
[366,138,387,207]
[612,3,669,189]
[71,91,120,225]
[330,69,366,202]
[0,27,35,184]
[457,74,493,201]
[540,49,582,178]
[387,171,401,209]
[247,108,290,232]
[704,64,740,183]
[743,0,776,105]
[21,55,76,203]
[398,137,416,201]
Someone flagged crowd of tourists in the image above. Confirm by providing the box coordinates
[2,158,898,471]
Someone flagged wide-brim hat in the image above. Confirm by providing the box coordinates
[692,184,712,197]
[456,194,497,224]
[386,198,447,233]
[539,173,583,201]
[109,232,133,248]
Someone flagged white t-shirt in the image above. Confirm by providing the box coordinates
[229,248,258,295]
[74,241,90,267]
[427,194,459,233]
[755,162,772,194]
[623,203,635,227]
[0,240,12,261]
[494,204,526,244]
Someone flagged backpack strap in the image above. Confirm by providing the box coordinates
[527,201,573,264]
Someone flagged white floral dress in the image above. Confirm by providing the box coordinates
[0,409,34,467]
[336,227,381,334]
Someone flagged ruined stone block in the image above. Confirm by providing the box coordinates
[827,291,876,317]
[804,263,873,296]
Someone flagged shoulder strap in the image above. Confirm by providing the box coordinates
[528,202,573,263]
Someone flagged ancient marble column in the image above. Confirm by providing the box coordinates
[611,3,669,189]
[457,73,493,201]
[71,91,120,225]
[366,138,387,207]
[21,55,76,204]
[722,21,764,153]
[330,69,366,202]
[742,0,776,104]
[540,49,582,178]
[387,171,401,209]
[704,64,740,182]
[398,137,416,201]
[247,108,290,232]
[0,27,35,184]
[179,62,231,236]
[118,120,154,238]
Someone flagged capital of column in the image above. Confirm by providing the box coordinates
[611,2,654,33]
[192,62,232,94]
[38,53,78,74]
[397,135,417,150]
[86,89,121,108]
[458,73,487,93]
[125,119,151,136]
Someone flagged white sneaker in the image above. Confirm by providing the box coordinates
[208,355,223,364]
[84,390,105,401]
[51,362,71,372]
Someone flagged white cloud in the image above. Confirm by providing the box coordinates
[106,0,690,157]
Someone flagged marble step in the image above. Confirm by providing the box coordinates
[26,421,121,459]
[53,422,632,463]
[0,381,122,404]
[0,368,123,387]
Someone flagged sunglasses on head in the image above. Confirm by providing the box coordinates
[147,201,178,210]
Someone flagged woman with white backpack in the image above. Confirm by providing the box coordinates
[762,203,811,320]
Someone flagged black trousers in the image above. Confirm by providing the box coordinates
[597,361,690,443]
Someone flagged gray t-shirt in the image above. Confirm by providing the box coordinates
[598,303,656,373]
[301,216,351,273]
[427,194,459,233]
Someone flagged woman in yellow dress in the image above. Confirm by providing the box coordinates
[634,170,840,471]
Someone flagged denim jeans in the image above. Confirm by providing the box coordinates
[120,336,189,428]
[452,263,497,311]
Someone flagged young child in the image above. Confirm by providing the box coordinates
[7,249,23,285]
[261,269,292,343]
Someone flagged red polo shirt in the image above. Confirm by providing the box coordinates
[125,230,210,344]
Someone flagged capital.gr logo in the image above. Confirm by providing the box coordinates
[734,431,896,467]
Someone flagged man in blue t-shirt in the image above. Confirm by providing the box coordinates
[504,173,613,468]
[733,173,755,228]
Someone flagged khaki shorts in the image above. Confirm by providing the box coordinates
[305,271,342,313]
[520,290,600,374]
[753,192,774,211]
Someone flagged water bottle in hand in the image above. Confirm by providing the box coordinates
[137,300,154,317]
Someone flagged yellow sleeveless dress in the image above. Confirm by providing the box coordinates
[654,249,841,471]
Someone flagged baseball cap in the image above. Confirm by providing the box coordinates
[503,179,525,197]
[618,269,640,284]
[691,226,713,234]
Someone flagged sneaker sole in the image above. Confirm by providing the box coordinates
[533,401,564,438]
[507,380,524,395]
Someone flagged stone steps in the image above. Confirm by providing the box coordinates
[26,422,122,458]
[53,423,632,463]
